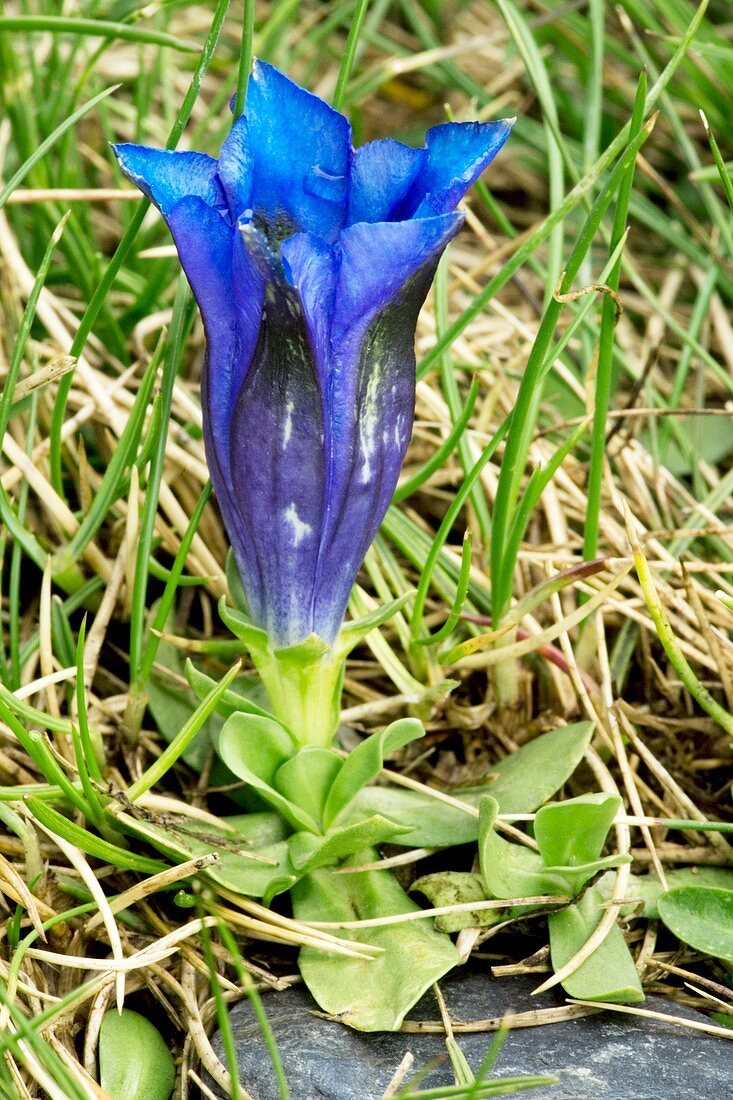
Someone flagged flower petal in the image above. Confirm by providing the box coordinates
[244,59,351,240]
[217,115,254,222]
[401,119,513,218]
[113,143,227,216]
[333,212,463,338]
[166,197,268,621]
[228,276,327,647]
[166,198,264,469]
[346,138,426,225]
[284,215,462,642]
[281,232,337,390]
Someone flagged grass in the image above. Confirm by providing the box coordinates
[1,0,733,1096]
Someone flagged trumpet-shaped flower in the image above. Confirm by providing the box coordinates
[115,61,511,645]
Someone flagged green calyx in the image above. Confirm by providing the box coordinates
[219,598,343,747]
[219,591,413,748]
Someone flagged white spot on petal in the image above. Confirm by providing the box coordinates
[284,502,311,546]
[283,399,295,448]
[359,362,382,483]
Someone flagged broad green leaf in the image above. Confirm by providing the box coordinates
[658,887,733,965]
[322,717,425,830]
[646,415,733,478]
[544,854,631,895]
[596,868,733,920]
[219,711,295,782]
[346,786,482,847]
[274,747,342,824]
[338,722,594,848]
[548,887,644,1003]
[121,810,293,898]
[412,872,501,933]
[224,813,290,846]
[288,815,412,874]
[534,793,620,867]
[293,853,459,1031]
[478,797,557,898]
[263,871,300,904]
[98,1009,175,1100]
[481,722,594,813]
[480,796,627,900]
[218,712,317,832]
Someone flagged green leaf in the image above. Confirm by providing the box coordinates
[341,721,592,850]
[482,722,594,813]
[535,794,620,867]
[345,786,482,847]
[646,415,733,478]
[292,854,459,1031]
[478,797,557,898]
[218,712,317,832]
[185,659,272,722]
[122,811,293,899]
[548,887,644,1003]
[98,1009,175,1100]
[336,591,413,656]
[412,872,500,933]
[658,887,733,965]
[288,815,412,874]
[274,747,342,824]
[608,868,733,920]
[322,717,425,830]
[479,795,628,901]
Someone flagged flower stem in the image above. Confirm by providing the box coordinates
[250,646,345,749]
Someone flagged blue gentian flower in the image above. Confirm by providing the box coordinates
[115,61,511,650]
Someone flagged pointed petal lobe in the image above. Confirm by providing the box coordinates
[346,139,426,225]
[113,143,227,216]
[166,198,264,469]
[217,115,254,221]
[401,119,513,218]
[333,212,463,338]
[244,59,351,240]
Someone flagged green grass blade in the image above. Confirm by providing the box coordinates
[583,68,647,563]
[333,0,372,109]
[233,0,256,117]
[26,797,167,873]
[48,0,232,494]
[0,15,201,52]
[490,114,654,624]
[126,661,242,801]
[0,83,118,211]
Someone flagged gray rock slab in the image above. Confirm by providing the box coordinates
[208,968,733,1099]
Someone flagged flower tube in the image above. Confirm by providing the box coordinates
[115,61,511,744]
